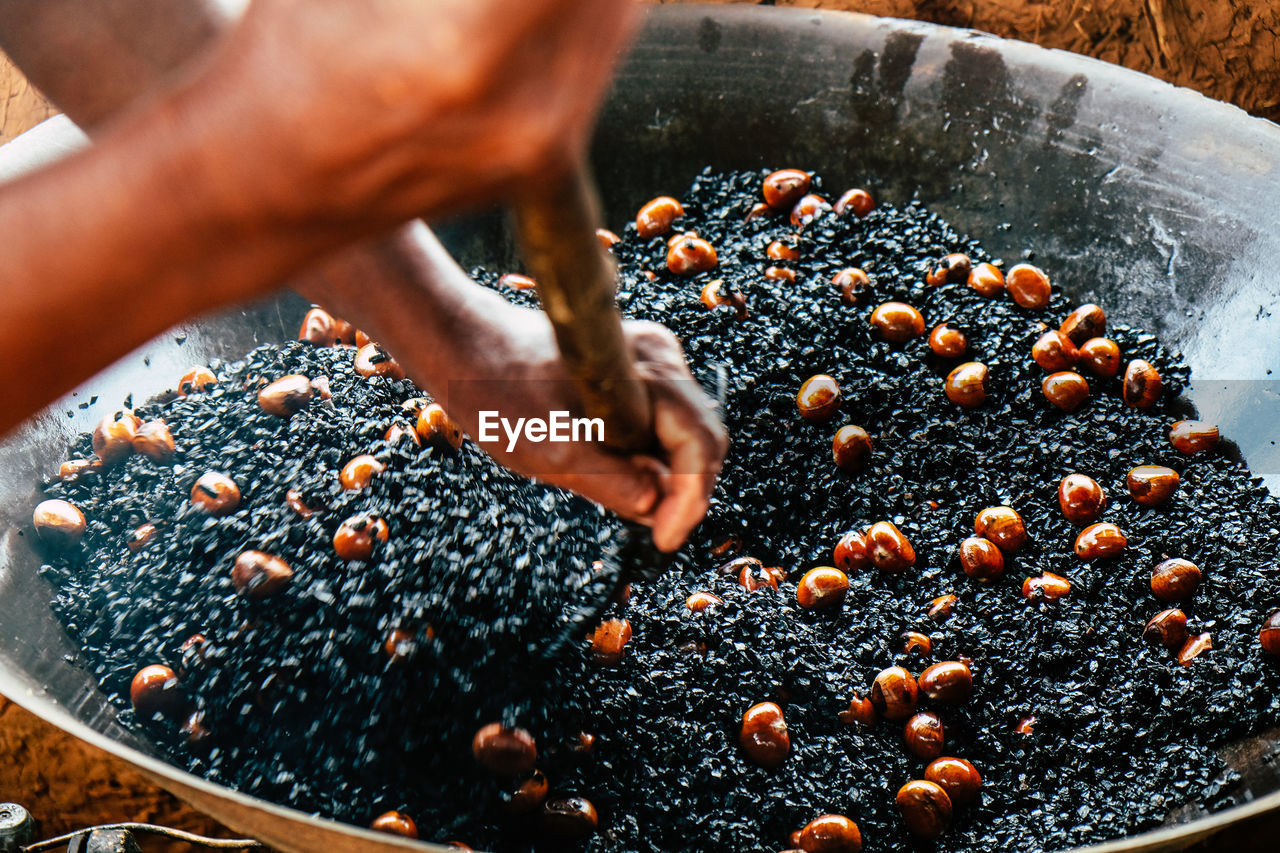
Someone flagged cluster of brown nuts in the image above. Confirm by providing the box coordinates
[794,374,876,475]
[91,410,176,465]
[833,522,916,574]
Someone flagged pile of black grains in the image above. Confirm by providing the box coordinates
[36,167,1280,853]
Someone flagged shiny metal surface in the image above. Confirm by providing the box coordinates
[3,6,1280,851]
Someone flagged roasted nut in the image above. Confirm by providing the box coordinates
[740,701,790,767]
[130,664,184,719]
[918,661,973,704]
[499,273,537,291]
[740,561,781,591]
[1060,304,1106,346]
[763,170,811,210]
[299,307,338,345]
[32,499,86,548]
[333,513,390,561]
[383,627,418,663]
[541,796,599,840]
[870,302,926,343]
[1169,420,1220,455]
[472,723,537,776]
[838,694,877,726]
[870,666,919,721]
[370,811,418,839]
[867,521,916,572]
[1144,608,1189,649]
[833,188,874,218]
[1042,371,1090,411]
[1031,331,1079,371]
[896,780,952,839]
[700,279,749,319]
[127,522,158,553]
[744,202,771,222]
[1058,474,1106,524]
[797,375,842,422]
[1078,337,1121,378]
[1127,465,1180,507]
[667,234,718,275]
[904,711,946,760]
[796,567,850,611]
[719,555,763,578]
[93,411,139,463]
[1177,633,1213,666]
[258,375,313,417]
[1151,558,1202,602]
[710,535,743,559]
[591,618,633,665]
[925,758,982,807]
[178,367,217,396]
[967,262,1005,298]
[686,591,724,613]
[637,196,685,238]
[355,344,406,380]
[974,506,1028,553]
[340,454,386,490]
[926,253,972,287]
[58,458,96,480]
[834,531,871,573]
[790,194,830,228]
[1016,716,1037,734]
[944,362,989,409]
[1074,523,1127,559]
[132,420,175,461]
[928,324,968,358]
[832,425,873,472]
[833,268,873,307]
[285,488,315,519]
[1005,263,1052,309]
[500,769,550,815]
[596,228,621,248]
[959,536,1004,581]
[416,403,464,450]
[190,472,241,516]
[383,421,421,446]
[767,240,801,262]
[231,551,293,598]
[1123,359,1163,408]
[1260,611,1280,656]
[928,595,958,621]
[1022,572,1072,601]
[796,814,862,853]
[765,265,797,283]
[181,710,210,744]
[902,632,933,655]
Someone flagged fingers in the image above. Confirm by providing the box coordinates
[645,378,728,552]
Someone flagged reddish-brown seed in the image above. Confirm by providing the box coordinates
[298,307,338,345]
[710,535,743,559]
[258,375,313,417]
[870,302,926,343]
[231,551,293,598]
[636,196,685,238]
[1169,420,1220,455]
[928,324,968,358]
[686,591,724,613]
[918,661,974,704]
[763,170,811,210]
[32,499,86,548]
[370,811,418,839]
[93,411,140,464]
[1042,371,1090,411]
[591,618,633,665]
[355,343,406,380]
[1078,337,1122,378]
[1074,523,1127,559]
[1060,304,1107,346]
[383,421,421,446]
[701,279,749,319]
[181,710,210,744]
[832,425,873,472]
[340,454,386,490]
[130,665,184,721]
[131,420,176,462]
[833,531,871,573]
[739,561,781,591]
[968,262,1005,298]
[667,234,718,275]
[867,521,916,572]
[902,632,933,655]
[1123,359,1163,408]
[127,522,158,553]
[58,458,96,480]
[904,711,946,760]
[740,701,790,768]
[500,770,550,815]
[1022,572,1072,601]
[1260,611,1280,655]
[744,202,771,222]
[767,240,801,262]
[790,194,830,228]
[178,367,217,396]
[1127,465,1180,507]
[285,488,315,519]
[1005,263,1052,309]
[838,694,878,726]
[472,723,536,776]
[416,403,464,450]
[190,472,240,516]
[1016,716,1037,734]
[896,780,952,839]
[596,228,620,249]
[871,666,919,721]
[796,814,863,853]
[383,627,417,663]
[833,268,873,307]
[349,327,367,347]
[797,375,842,422]
[925,253,973,288]
[333,513,390,561]
[1144,608,1189,649]
[833,187,875,218]
[1177,633,1213,666]
[498,273,537,291]
[1059,474,1106,524]
[958,537,1004,581]
[541,797,599,840]
[719,555,763,577]
[1031,331,1079,371]
[925,758,983,807]
[944,362,989,409]
[765,265,797,283]
[928,595,958,621]
[974,506,1028,553]
[796,567,849,611]
[1151,558,1202,602]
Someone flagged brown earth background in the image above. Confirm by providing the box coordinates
[2,0,1279,850]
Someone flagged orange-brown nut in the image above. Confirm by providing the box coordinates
[596,228,621,249]
[416,403,464,450]
[1042,371,1089,412]
[1151,558,1202,602]
[1058,474,1106,524]
[870,302,926,343]
[925,253,972,288]
[974,506,1028,553]
[902,631,933,655]
[1169,420,1219,455]
[867,521,916,572]
[355,344,406,380]
[918,661,973,704]
[833,530,871,574]
[1177,632,1213,666]
[383,421,421,446]
[904,711,946,760]
[591,618,633,665]
[1078,337,1121,378]
[299,307,338,345]
[796,814,862,853]
[925,758,982,807]
[833,268,873,307]
[764,265,797,283]
[1074,523,1127,559]
[1031,331,1079,371]
[1022,572,1072,601]
[93,411,140,464]
[130,664,184,719]
[832,425,873,473]
[796,567,850,611]
[1144,608,1189,649]
[763,170,811,210]
[133,420,175,461]
[500,769,550,815]
[636,196,685,238]
[870,666,918,721]
[190,472,241,516]
[944,362,989,409]
[896,780,952,839]
[740,701,790,767]
[33,499,86,548]
[127,522,158,553]
[1261,611,1280,656]
[1005,263,1052,309]
[333,513,390,561]
[1123,359,1163,408]
[340,454,386,490]
[258,375,313,417]
[541,797,599,840]
[231,550,293,598]
[1127,465,1180,507]
[967,262,1005,297]
[833,188,874,218]
[58,458,97,480]
[928,595,958,621]
[797,375,841,422]
[178,367,217,396]
[686,591,724,613]
[499,273,537,291]
[928,324,968,358]
[837,694,877,727]
[667,235,718,275]
[370,811,418,839]
[472,723,536,776]
[790,194,830,229]
[1060,304,1106,346]
[767,239,801,262]
[959,537,1004,581]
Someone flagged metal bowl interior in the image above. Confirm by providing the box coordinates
[3,5,1280,852]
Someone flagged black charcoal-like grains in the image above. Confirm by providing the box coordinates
[38,168,1280,853]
